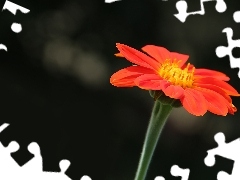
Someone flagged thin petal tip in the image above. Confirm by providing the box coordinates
[114,53,124,57]
[116,43,123,47]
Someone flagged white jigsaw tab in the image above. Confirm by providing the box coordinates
[155,177,165,180]
[204,132,240,180]
[174,0,227,22]
[21,142,43,175]
[233,11,240,23]
[0,123,9,132]
[0,44,8,51]
[80,175,92,180]
[171,165,190,180]
[39,160,72,180]
[216,11,240,78]
[105,0,121,3]
[155,164,190,180]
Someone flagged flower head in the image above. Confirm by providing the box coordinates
[110,43,240,116]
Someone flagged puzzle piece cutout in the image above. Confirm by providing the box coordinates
[204,132,240,180]
[216,12,240,78]
[0,44,7,51]
[0,123,92,180]
[0,1,30,51]
[174,0,227,22]
[155,165,190,180]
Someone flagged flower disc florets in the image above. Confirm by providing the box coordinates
[159,59,195,89]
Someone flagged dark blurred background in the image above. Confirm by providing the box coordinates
[0,0,240,179]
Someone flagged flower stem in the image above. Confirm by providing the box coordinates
[134,100,173,180]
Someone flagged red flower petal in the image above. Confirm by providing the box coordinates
[116,43,159,70]
[194,77,240,96]
[162,85,184,99]
[134,74,167,90]
[193,84,232,103]
[141,45,171,64]
[141,45,189,67]
[114,53,124,57]
[180,89,207,116]
[194,69,230,81]
[194,87,228,116]
[111,43,239,116]
[110,66,155,87]
[228,104,237,115]
[196,84,237,115]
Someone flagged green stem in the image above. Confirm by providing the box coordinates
[134,100,173,180]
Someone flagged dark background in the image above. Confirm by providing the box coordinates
[0,0,240,179]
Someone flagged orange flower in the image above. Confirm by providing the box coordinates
[110,43,239,116]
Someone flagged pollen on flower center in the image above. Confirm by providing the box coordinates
[158,59,195,88]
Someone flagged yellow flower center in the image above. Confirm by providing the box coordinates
[158,59,195,88]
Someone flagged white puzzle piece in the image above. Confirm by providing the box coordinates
[174,0,227,22]
[216,11,240,78]
[205,132,240,180]
[0,123,92,180]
